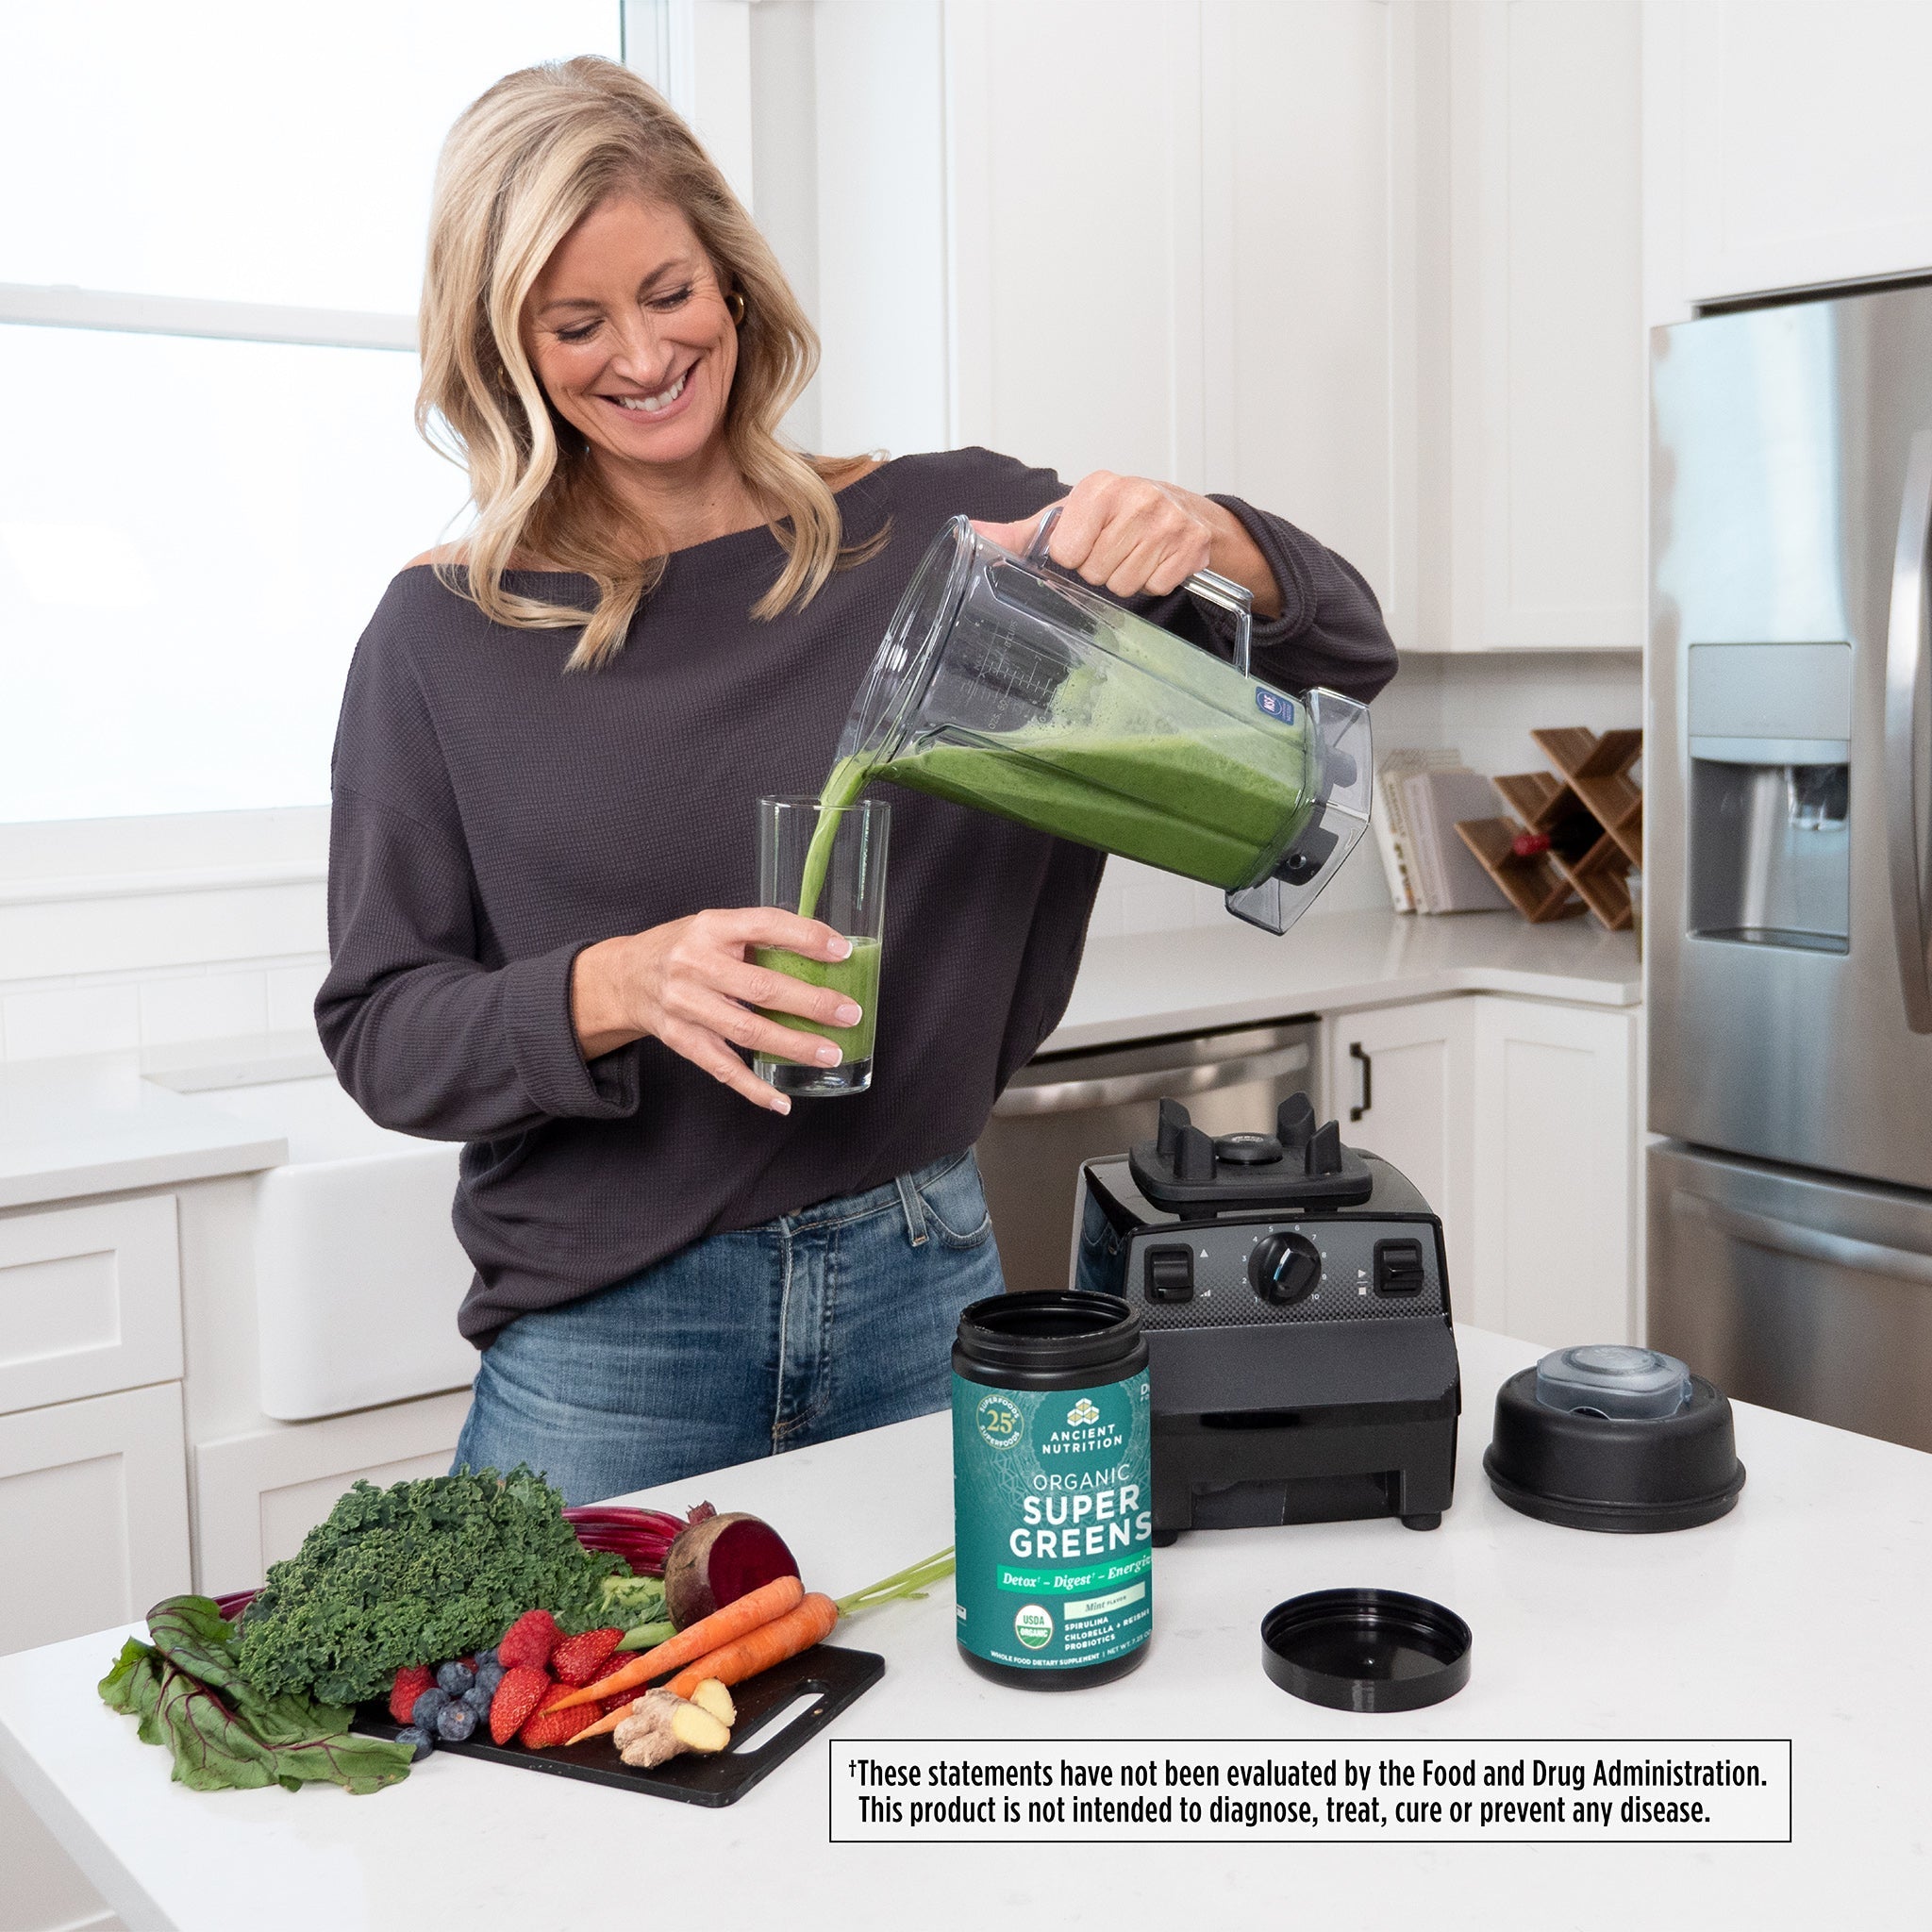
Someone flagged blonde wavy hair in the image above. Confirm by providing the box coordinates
[418,57,871,670]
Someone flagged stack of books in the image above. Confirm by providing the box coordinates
[1373,751,1510,914]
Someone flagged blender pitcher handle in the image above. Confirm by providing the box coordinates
[1025,506,1255,675]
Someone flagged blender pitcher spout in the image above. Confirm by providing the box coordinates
[1224,688,1374,935]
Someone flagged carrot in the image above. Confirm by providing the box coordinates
[665,1591,841,1701]
[546,1574,806,1712]
[562,1700,638,1749]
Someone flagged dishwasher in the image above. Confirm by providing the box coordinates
[974,1018,1321,1293]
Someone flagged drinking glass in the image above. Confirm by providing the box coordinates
[752,795,890,1098]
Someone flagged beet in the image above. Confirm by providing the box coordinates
[661,1510,801,1629]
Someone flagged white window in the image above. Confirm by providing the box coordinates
[0,0,625,827]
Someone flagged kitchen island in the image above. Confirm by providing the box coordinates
[0,1326,1921,1932]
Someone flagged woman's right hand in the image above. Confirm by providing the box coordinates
[569,909,862,1115]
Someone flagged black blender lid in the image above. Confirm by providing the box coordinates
[1484,1363,1746,1535]
[1261,1589,1471,1712]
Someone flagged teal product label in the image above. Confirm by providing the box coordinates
[1254,687,1296,725]
[952,1368,1154,1674]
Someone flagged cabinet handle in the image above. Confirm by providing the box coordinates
[1348,1041,1373,1122]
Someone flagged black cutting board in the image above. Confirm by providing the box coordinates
[355,1642,883,1807]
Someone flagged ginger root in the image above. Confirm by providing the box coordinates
[688,1677,736,1728]
[615,1688,732,1769]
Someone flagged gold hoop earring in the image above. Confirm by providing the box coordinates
[726,291,746,325]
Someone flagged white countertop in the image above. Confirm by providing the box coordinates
[1045,908,1641,1053]
[2,1327,1923,1932]
[0,1054,288,1211]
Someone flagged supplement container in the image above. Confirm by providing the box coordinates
[952,1291,1152,1688]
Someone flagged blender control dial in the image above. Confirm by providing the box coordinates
[1248,1230,1323,1305]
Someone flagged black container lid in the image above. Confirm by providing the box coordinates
[1261,1589,1472,1713]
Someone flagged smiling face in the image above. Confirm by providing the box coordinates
[523,192,739,475]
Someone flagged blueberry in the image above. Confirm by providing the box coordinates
[474,1660,505,1698]
[394,1724,434,1761]
[473,1647,499,1671]
[435,1701,477,1743]
[409,1687,451,1728]
[460,1685,492,1720]
[436,1660,475,1696]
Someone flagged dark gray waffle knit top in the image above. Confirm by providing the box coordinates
[318,447,1397,1346]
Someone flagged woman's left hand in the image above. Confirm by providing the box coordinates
[973,471,1283,617]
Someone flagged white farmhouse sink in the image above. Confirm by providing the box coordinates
[192,1077,475,1421]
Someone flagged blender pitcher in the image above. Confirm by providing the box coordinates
[832,509,1372,933]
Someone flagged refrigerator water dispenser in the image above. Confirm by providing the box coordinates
[1687,641,1851,953]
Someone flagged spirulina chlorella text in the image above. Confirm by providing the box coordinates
[830,1740,1791,1843]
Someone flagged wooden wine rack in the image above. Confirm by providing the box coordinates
[1455,727,1643,932]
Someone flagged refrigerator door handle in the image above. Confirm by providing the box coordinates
[1885,427,1932,1032]
[1673,1191,1932,1288]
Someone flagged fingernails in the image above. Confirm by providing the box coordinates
[830,937,853,959]
[816,1044,842,1066]
[771,1094,791,1115]
[834,1003,862,1026]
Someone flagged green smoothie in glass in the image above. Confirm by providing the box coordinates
[752,936,879,1067]
[756,794,889,1099]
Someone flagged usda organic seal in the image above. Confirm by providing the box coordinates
[1013,1603,1055,1650]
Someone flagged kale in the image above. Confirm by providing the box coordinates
[100,1596,414,1794]
[234,1465,625,1707]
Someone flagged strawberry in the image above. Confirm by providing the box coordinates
[518,1680,590,1752]
[550,1626,624,1688]
[602,1690,640,1717]
[489,1664,551,1746]
[497,1608,562,1671]
[389,1664,435,1725]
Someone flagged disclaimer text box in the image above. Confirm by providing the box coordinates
[829,1738,1792,1844]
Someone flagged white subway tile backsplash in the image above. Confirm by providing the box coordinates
[140,971,269,1045]
[265,958,328,1035]
[3,983,141,1059]
[1115,860,1201,935]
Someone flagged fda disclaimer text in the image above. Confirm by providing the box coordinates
[829,1739,1792,1844]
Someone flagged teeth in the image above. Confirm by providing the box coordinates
[613,371,688,413]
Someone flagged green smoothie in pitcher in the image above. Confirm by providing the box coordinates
[797,717,1312,917]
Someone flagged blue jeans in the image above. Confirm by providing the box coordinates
[452,1150,1005,1505]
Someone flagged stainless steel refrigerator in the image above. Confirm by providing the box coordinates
[1648,282,1932,1453]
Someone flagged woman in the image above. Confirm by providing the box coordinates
[319,58,1396,1506]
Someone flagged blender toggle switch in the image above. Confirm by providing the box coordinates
[1145,1244,1195,1302]
[1374,1238,1425,1296]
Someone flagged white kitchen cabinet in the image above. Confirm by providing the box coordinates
[824,1,1419,629]
[0,1384,190,1657]
[193,1390,473,1594]
[1655,0,1932,308]
[0,1194,181,1416]
[1430,0,1645,650]
[1330,993,1640,1344]
[1326,997,1476,1300]
[1469,996,1640,1345]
